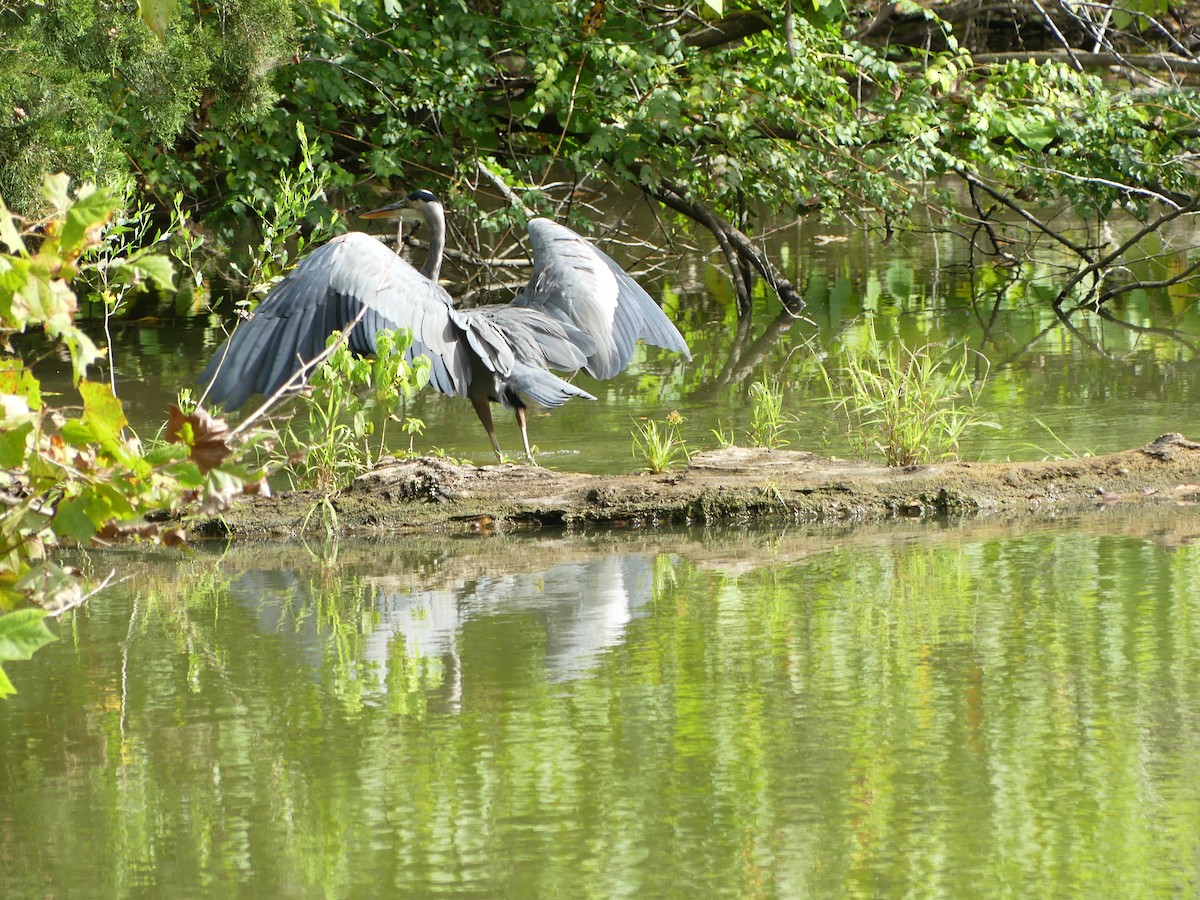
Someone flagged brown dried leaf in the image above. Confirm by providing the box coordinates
[167,404,232,473]
[243,478,272,498]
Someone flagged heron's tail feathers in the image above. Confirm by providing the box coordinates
[506,364,596,409]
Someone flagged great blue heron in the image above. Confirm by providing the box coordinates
[199,190,691,460]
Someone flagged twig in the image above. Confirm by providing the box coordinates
[49,568,128,619]
[1028,0,1084,71]
[955,167,1095,260]
[226,304,369,442]
[1055,195,1200,306]
[475,159,535,217]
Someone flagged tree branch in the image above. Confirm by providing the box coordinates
[645,176,806,314]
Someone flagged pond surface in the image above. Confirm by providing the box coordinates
[9,205,1200,895]
[47,208,1200,473]
[3,511,1200,896]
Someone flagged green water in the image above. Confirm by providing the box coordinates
[49,211,1200,472]
[4,514,1200,896]
[10,210,1200,895]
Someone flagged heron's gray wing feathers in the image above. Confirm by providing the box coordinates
[199,232,470,408]
[515,218,691,380]
[462,306,594,376]
[506,363,596,409]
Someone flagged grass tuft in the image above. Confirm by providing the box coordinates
[820,335,998,466]
[632,410,689,474]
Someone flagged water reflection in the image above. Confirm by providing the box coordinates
[35,206,1200,472]
[229,553,654,701]
[4,514,1200,896]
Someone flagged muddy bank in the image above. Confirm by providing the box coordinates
[189,433,1200,539]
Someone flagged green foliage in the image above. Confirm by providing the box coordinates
[710,421,736,449]
[0,607,55,698]
[1025,419,1096,461]
[632,411,688,474]
[5,0,1199,290]
[747,380,794,449]
[0,175,264,695]
[0,0,291,215]
[227,123,339,297]
[820,329,998,467]
[273,328,430,495]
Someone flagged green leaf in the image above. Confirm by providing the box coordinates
[0,608,56,698]
[137,0,180,38]
[41,174,71,212]
[59,419,98,449]
[0,195,25,254]
[0,420,33,468]
[53,495,99,544]
[59,187,117,255]
[119,251,177,291]
[79,380,129,444]
[1005,114,1057,152]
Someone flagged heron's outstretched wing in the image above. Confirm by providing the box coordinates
[461,305,595,378]
[200,232,471,409]
[513,218,691,380]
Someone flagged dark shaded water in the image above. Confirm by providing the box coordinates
[3,515,1200,895]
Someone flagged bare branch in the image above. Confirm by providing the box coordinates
[226,304,370,442]
[1055,194,1200,306]
[954,167,1095,260]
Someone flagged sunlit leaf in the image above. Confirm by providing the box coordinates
[40,174,71,212]
[0,361,42,410]
[0,195,25,254]
[79,380,129,445]
[119,251,177,291]
[137,0,180,37]
[0,608,56,698]
[1005,114,1057,152]
[59,419,97,449]
[59,186,116,255]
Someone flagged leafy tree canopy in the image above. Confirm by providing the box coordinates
[2,0,1198,305]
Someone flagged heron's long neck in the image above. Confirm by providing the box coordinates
[421,202,446,283]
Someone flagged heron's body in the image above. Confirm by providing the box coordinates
[200,192,690,460]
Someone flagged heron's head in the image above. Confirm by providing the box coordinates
[360,190,441,222]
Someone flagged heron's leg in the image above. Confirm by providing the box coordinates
[515,407,535,465]
[470,395,504,460]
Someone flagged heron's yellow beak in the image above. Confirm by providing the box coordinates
[359,202,407,220]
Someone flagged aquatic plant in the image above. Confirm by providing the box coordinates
[632,411,688,474]
[1025,419,1095,461]
[821,335,997,467]
[710,420,736,449]
[747,379,795,449]
[270,328,430,494]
